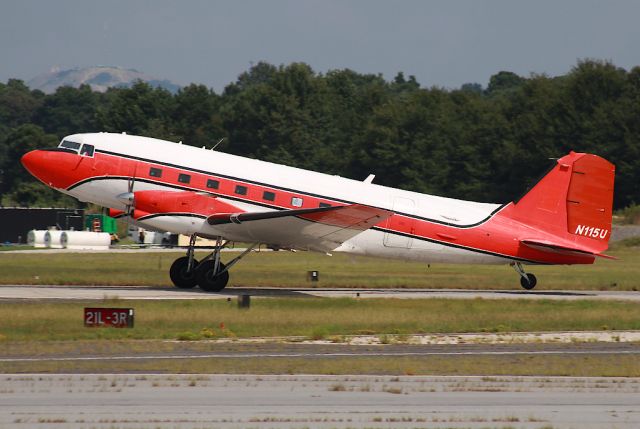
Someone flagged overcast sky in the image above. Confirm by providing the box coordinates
[2,0,639,91]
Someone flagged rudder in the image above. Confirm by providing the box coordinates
[566,154,615,242]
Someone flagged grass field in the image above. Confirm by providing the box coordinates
[1,298,639,342]
[1,297,638,376]
[1,245,639,290]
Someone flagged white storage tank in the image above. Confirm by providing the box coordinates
[27,230,47,248]
[61,231,111,250]
[44,230,64,248]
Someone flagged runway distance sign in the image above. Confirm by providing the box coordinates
[84,307,134,328]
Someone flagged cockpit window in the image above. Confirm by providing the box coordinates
[59,140,81,152]
[79,144,95,157]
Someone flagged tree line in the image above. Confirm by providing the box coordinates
[0,59,638,210]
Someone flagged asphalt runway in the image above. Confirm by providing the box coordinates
[2,284,640,301]
[1,374,639,429]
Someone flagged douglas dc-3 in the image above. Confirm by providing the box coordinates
[21,133,615,291]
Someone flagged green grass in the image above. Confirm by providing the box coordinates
[2,298,638,377]
[0,245,34,252]
[0,246,639,290]
[0,298,638,342]
[1,354,638,377]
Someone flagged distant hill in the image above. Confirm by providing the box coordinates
[28,66,182,94]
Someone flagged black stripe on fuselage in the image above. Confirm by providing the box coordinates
[92,148,508,229]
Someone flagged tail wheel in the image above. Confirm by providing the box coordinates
[520,273,537,290]
[196,260,230,292]
[169,256,199,289]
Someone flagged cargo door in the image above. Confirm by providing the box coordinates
[383,197,415,248]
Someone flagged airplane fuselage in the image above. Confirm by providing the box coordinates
[23,133,602,267]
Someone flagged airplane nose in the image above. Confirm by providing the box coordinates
[21,150,44,175]
[21,149,56,187]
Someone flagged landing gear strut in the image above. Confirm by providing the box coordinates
[169,234,258,292]
[511,262,537,290]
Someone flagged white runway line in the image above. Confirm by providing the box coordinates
[2,349,639,363]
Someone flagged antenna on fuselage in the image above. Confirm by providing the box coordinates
[211,138,226,151]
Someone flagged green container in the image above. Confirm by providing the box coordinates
[85,214,117,233]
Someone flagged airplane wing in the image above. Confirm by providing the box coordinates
[206,204,393,252]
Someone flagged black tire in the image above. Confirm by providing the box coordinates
[169,256,199,289]
[520,273,537,290]
[196,260,230,292]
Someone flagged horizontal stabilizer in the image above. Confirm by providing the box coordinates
[520,239,616,260]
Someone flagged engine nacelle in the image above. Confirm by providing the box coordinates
[132,190,239,216]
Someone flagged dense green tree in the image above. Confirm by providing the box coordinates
[172,84,223,148]
[486,71,525,95]
[96,81,175,139]
[0,79,43,128]
[0,124,77,207]
[34,84,102,137]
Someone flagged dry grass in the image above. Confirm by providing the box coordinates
[1,353,638,377]
[0,246,639,290]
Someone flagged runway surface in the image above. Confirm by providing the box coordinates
[1,374,639,428]
[2,284,640,301]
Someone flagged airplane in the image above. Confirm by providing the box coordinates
[21,132,615,292]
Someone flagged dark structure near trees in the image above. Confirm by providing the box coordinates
[0,207,84,243]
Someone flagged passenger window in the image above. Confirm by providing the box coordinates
[178,173,191,184]
[149,167,163,178]
[291,197,303,207]
[59,140,81,152]
[206,179,219,189]
[79,144,94,157]
[263,191,276,201]
[235,185,248,195]
[319,203,332,208]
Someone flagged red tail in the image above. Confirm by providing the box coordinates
[508,152,615,254]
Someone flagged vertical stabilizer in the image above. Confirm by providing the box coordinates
[509,152,615,253]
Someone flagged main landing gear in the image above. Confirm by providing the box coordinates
[169,234,258,292]
[511,262,537,290]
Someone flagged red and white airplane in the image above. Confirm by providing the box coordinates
[21,133,615,291]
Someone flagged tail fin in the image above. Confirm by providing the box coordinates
[509,152,615,254]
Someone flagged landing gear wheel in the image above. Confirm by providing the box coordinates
[520,273,537,290]
[169,256,199,289]
[196,260,230,292]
